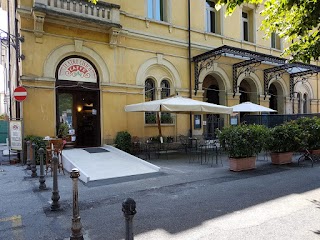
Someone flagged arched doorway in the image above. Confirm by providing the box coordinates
[55,56,101,147]
[239,78,257,119]
[268,81,285,114]
[202,74,226,139]
[268,83,278,114]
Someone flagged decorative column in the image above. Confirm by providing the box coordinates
[122,198,137,240]
[70,168,83,240]
[31,143,37,177]
[38,148,46,190]
[51,155,60,211]
[26,141,31,170]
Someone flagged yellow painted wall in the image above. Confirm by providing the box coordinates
[23,83,56,137]
[14,0,320,145]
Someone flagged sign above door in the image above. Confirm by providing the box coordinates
[58,57,97,83]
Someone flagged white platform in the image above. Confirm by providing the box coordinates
[62,145,161,184]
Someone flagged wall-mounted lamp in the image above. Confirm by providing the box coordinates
[77,106,82,112]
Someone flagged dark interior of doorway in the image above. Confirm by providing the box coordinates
[205,85,221,139]
[57,89,101,148]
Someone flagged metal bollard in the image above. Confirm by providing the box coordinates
[26,141,31,170]
[122,198,137,240]
[51,155,60,211]
[38,148,46,190]
[31,143,37,177]
[70,168,84,240]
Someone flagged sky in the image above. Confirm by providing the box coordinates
[0,8,7,31]
[0,8,7,92]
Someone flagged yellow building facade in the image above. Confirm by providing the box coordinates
[2,0,320,146]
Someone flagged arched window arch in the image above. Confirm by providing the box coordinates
[303,93,308,114]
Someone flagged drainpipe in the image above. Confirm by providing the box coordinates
[188,0,192,137]
[7,0,12,119]
[14,2,20,119]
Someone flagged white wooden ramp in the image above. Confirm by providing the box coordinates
[62,145,161,184]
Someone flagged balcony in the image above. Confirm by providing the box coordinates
[33,0,121,29]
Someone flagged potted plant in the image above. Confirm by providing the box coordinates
[58,123,69,139]
[265,121,303,164]
[218,124,267,171]
[295,117,320,154]
[115,131,132,153]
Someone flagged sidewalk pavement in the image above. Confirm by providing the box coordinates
[0,151,318,240]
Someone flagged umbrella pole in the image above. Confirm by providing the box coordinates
[156,112,163,143]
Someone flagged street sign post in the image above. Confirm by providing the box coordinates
[13,86,27,102]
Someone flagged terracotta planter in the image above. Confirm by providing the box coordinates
[270,152,293,165]
[229,156,256,171]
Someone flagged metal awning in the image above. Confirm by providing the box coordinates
[193,45,320,99]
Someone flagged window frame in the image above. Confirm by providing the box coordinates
[271,32,281,50]
[147,0,169,22]
[144,78,174,125]
[206,0,216,33]
[242,11,249,42]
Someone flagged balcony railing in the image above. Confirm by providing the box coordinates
[33,0,121,27]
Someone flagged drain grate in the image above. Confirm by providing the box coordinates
[83,148,109,153]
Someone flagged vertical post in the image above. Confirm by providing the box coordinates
[70,168,83,240]
[122,198,136,240]
[26,140,31,170]
[38,148,46,190]
[31,142,37,177]
[51,155,60,211]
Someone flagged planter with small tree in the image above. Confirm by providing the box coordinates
[266,121,303,164]
[218,124,267,171]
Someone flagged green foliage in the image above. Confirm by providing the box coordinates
[294,117,320,150]
[145,114,156,124]
[24,135,47,164]
[161,113,173,124]
[216,0,320,63]
[0,114,8,120]
[265,121,304,153]
[58,123,69,138]
[218,124,268,158]
[115,131,132,153]
[88,0,98,4]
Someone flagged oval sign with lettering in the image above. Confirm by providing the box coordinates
[58,57,97,83]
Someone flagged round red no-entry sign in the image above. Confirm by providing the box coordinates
[13,86,27,102]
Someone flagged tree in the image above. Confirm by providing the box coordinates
[216,0,320,63]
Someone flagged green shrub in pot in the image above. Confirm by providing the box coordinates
[265,120,304,153]
[218,124,268,158]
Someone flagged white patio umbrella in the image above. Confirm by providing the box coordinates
[125,96,233,139]
[232,101,277,113]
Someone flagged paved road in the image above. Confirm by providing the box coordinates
[1,153,320,240]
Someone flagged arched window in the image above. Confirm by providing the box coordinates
[145,78,155,101]
[160,80,173,124]
[161,80,170,99]
[145,78,156,124]
[303,93,308,114]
